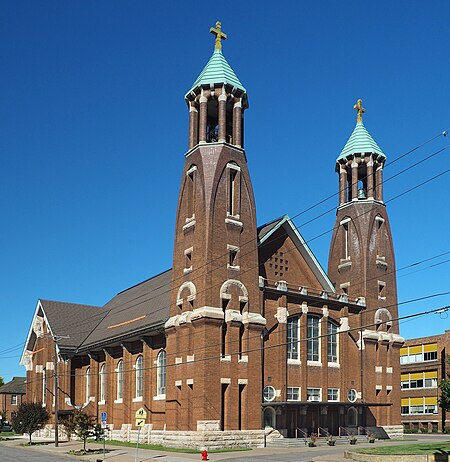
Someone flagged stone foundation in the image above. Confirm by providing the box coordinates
[36,424,283,450]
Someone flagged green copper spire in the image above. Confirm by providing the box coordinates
[337,99,385,161]
[185,22,246,98]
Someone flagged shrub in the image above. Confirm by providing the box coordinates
[404,428,419,434]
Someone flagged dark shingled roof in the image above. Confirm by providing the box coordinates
[40,300,102,349]
[0,377,26,395]
[39,269,172,352]
[79,269,172,349]
[34,216,295,353]
[257,215,285,242]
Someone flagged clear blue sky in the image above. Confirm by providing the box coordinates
[1,1,449,381]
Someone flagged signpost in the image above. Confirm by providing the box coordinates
[101,412,107,461]
[135,408,147,462]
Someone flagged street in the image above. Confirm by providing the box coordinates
[0,444,72,461]
[0,435,449,462]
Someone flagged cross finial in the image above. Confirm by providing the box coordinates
[354,99,365,123]
[210,21,227,51]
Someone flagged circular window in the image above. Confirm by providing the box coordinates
[347,389,357,403]
[263,386,276,402]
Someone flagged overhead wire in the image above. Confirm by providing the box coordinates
[14,128,450,360]
[20,300,449,387]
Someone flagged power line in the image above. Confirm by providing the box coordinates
[21,300,449,387]
[21,290,450,384]
[17,129,450,355]
[0,342,26,355]
[20,240,450,365]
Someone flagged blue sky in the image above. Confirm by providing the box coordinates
[1,1,449,381]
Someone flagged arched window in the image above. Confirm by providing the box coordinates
[340,217,351,260]
[348,407,357,427]
[263,407,276,428]
[186,165,197,219]
[375,215,385,257]
[100,363,106,402]
[307,315,320,362]
[157,350,166,396]
[287,316,300,360]
[327,321,338,363]
[85,367,90,403]
[117,360,124,400]
[135,356,143,399]
[226,163,241,217]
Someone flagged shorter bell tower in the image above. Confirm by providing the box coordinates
[328,101,404,426]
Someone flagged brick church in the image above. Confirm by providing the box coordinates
[20,22,404,446]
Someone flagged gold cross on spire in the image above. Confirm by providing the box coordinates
[210,21,227,51]
[354,99,366,123]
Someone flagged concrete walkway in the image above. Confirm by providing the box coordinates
[1,434,449,462]
[0,436,349,462]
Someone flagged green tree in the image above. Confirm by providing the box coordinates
[92,423,106,442]
[60,414,76,441]
[11,402,50,444]
[0,376,4,387]
[73,409,95,452]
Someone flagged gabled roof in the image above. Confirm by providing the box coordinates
[79,269,171,349]
[186,48,246,97]
[337,121,385,162]
[22,215,335,359]
[21,270,172,360]
[258,214,336,292]
[39,300,102,349]
[257,216,285,242]
[0,376,26,395]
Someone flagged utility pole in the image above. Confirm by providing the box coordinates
[53,341,59,447]
[49,334,69,448]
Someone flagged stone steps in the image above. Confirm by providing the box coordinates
[267,435,370,448]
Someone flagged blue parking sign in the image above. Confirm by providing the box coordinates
[101,412,107,422]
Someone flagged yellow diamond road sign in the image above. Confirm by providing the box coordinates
[136,418,145,427]
[135,408,147,419]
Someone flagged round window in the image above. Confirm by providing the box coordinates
[263,386,276,402]
[347,389,357,403]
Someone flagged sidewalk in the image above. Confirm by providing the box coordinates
[0,436,349,461]
[0,436,276,462]
[3,433,450,462]
[2,437,199,461]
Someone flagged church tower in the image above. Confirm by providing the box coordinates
[165,22,265,432]
[328,100,403,426]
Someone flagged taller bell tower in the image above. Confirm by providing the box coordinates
[165,22,265,432]
[328,101,403,426]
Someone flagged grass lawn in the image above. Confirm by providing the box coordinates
[87,439,252,454]
[356,442,450,455]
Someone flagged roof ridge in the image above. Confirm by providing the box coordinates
[115,268,172,295]
[40,299,100,308]
[257,214,286,230]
